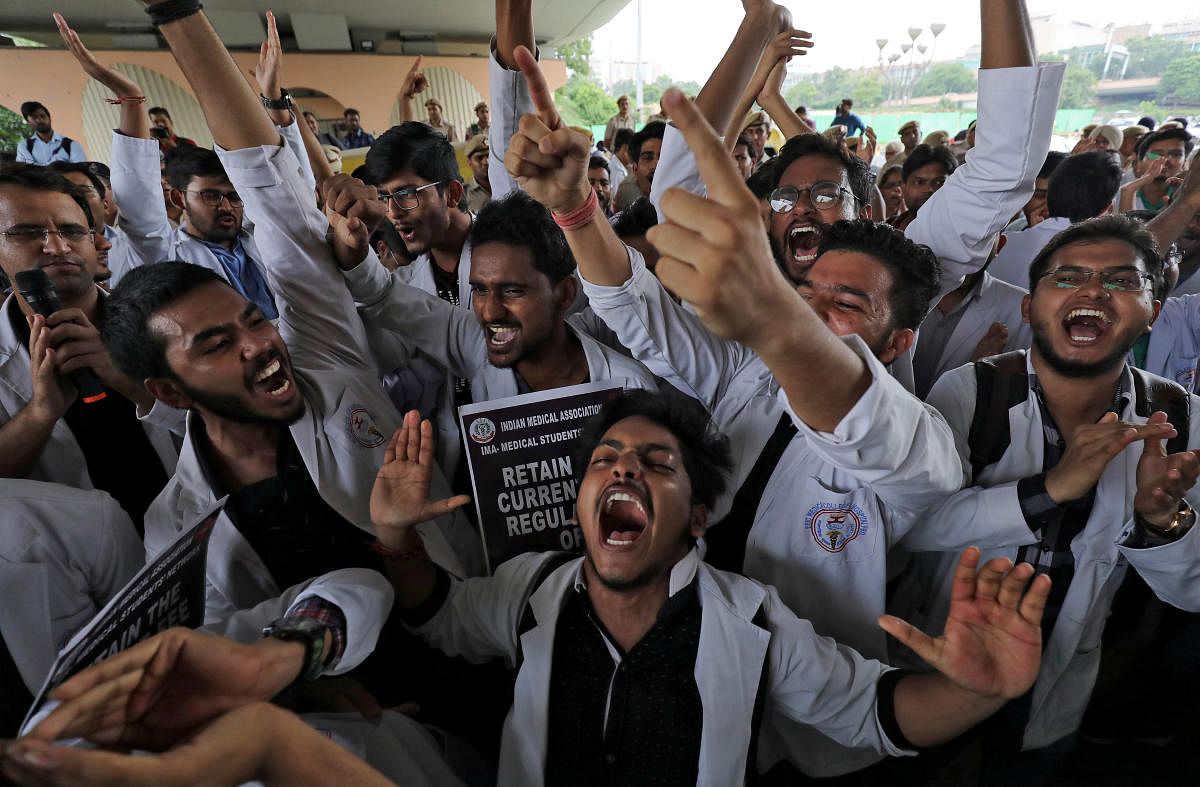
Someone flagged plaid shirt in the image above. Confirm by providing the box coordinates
[1015,370,1131,636]
[285,597,348,670]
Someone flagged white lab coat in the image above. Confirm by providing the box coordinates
[344,256,661,400]
[0,290,183,492]
[414,548,911,787]
[142,138,482,658]
[1144,294,1200,392]
[987,216,1072,289]
[913,357,1200,749]
[0,480,142,694]
[645,64,1065,397]
[915,272,1032,396]
[107,122,314,287]
[581,250,962,775]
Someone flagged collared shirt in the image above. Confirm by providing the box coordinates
[341,129,376,149]
[463,177,492,214]
[829,112,865,138]
[15,132,87,164]
[195,233,278,319]
[604,113,636,145]
[1015,370,1132,635]
[912,277,983,399]
[545,574,704,787]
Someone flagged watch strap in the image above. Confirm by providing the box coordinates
[260,87,292,111]
[262,616,327,685]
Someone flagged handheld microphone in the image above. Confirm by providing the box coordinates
[14,269,107,404]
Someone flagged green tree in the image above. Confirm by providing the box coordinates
[910,62,977,97]
[817,66,856,108]
[851,74,885,108]
[1058,65,1096,109]
[0,105,30,155]
[555,74,615,126]
[1124,36,1191,80]
[1159,55,1200,105]
[784,79,819,109]
[556,35,594,77]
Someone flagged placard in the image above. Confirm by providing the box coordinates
[458,382,620,572]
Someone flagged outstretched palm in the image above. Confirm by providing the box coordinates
[881,548,1049,700]
[55,13,142,96]
[370,411,470,541]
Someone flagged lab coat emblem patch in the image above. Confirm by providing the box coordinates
[346,405,387,447]
[806,502,867,553]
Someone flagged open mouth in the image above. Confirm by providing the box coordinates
[394,223,419,244]
[487,323,520,353]
[251,357,292,398]
[787,225,821,266]
[1062,307,1112,346]
[598,485,650,548]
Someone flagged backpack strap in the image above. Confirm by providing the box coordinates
[60,137,73,156]
[25,137,35,156]
[967,350,1029,482]
[705,412,798,573]
[514,550,578,671]
[1131,368,1191,455]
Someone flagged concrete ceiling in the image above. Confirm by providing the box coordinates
[1,0,630,51]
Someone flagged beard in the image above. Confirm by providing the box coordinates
[175,377,305,426]
[1030,318,1138,379]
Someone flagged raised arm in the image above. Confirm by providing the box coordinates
[718,24,811,148]
[648,89,870,431]
[396,56,427,123]
[1146,156,1200,255]
[249,13,316,192]
[755,54,814,143]
[56,14,149,140]
[905,0,1061,300]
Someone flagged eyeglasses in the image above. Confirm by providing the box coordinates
[378,182,442,212]
[186,189,244,208]
[1145,150,1185,161]
[1,226,95,245]
[768,182,857,214]
[1038,266,1155,293]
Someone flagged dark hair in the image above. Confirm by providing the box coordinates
[343,108,360,118]
[816,219,942,331]
[148,106,171,119]
[630,122,666,161]
[1135,127,1194,160]
[89,161,112,181]
[745,157,780,198]
[1027,214,1162,295]
[1037,151,1067,180]
[0,162,93,228]
[302,110,317,120]
[795,105,808,115]
[613,128,635,153]
[842,98,853,108]
[469,192,575,284]
[572,389,732,511]
[103,262,227,382]
[20,101,47,119]
[732,134,753,154]
[48,161,106,201]
[610,196,658,238]
[901,144,958,181]
[876,162,903,187]
[773,133,873,207]
[163,145,229,192]
[588,154,609,173]
[1045,151,1121,222]
[1137,116,1156,131]
[365,121,461,192]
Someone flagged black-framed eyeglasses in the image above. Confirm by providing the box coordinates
[1038,266,1155,293]
[378,182,442,212]
[1,226,95,245]
[186,189,244,208]
[769,182,857,214]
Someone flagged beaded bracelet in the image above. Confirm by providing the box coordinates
[104,96,146,105]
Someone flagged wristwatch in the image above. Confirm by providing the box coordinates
[262,616,328,685]
[260,87,292,111]
[1138,500,1197,541]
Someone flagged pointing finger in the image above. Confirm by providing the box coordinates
[659,88,754,213]
[514,46,561,131]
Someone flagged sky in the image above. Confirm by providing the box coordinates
[590,0,1200,86]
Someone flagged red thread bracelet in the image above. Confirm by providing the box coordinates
[369,538,427,562]
[552,188,598,231]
